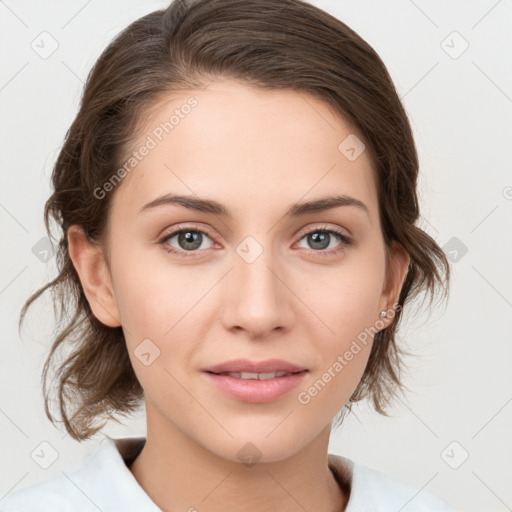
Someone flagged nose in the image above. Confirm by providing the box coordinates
[221,241,296,340]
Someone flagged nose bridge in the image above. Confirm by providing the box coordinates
[222,233,293,336]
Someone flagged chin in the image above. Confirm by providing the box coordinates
[199,421,317,465]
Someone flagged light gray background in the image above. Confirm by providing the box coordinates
[1,1,511,511]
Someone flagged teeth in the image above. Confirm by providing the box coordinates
[220,371,290,380]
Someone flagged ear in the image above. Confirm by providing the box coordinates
[67,225,121,328]
[377,241,410,326]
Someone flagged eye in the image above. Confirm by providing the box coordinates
[296,225,353,256]
[158,223,353,259]
[159,224,215,257]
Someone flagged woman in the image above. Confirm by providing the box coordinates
[5,0,454,510]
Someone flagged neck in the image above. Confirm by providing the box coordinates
[129,403,348,512]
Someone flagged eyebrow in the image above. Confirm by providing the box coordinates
[139,193,370,218]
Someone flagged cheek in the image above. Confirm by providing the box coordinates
[110,243,196,335]
[304,248,386,345]
[297,249,385,405]
[295,278,380,420]
[113,265,200,407]
[109,245,211,375]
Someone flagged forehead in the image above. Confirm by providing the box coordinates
[111,80,378,223]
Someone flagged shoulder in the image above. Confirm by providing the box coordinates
[0,436,157,512]
[328,454,458,512]
[0,469,100,512]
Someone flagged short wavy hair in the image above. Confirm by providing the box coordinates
[19,0,450,441]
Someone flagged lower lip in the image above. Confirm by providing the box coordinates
[203,371,308,403]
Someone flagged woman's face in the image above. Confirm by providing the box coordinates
[90,80,406,462]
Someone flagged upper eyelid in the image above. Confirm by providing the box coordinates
[160,223,213,240]
[160,223,348,238]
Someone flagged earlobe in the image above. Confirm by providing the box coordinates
[379,241,410,324]
[67,225,121,328]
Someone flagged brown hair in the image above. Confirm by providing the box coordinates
[19,0,450,441]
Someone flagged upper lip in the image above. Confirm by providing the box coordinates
[203,359,308,374]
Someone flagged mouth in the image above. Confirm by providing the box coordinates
[203,370,309,404]
[205,370,306,380]
[203,358,308,375]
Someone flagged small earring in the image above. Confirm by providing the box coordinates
[379,310,388,318]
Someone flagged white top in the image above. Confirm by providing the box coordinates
[0,436,457,512]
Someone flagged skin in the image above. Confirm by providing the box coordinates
[68,79,409,512]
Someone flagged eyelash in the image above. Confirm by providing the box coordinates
[158,223,353,258]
